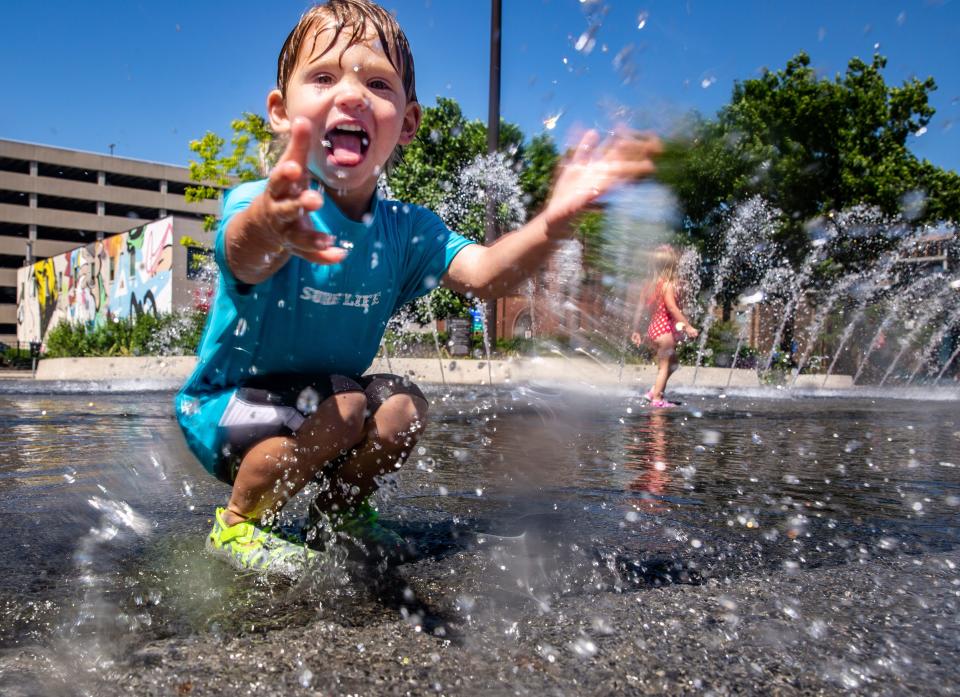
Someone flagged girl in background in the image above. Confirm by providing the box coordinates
[631,244,699,408]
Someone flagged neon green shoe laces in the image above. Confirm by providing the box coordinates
[206,507,316,578]
[333,500,405,554]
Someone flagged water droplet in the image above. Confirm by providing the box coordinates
[300,669,313,687]
[574,26,598,54]
[701,429,721,445]
[843,440,863,453]
[637,11,648,29]
[570,637,598,658]
[701,76,716,89]
[234,318,248,337]
[296,386,320,415]
[179,397,199,416]
[543,111,563,130]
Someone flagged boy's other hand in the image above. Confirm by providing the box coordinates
[543,129,662,235]
[261,117,346,265]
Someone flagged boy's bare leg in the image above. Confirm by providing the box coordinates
[315,394,429,517]
[223,392,367,526]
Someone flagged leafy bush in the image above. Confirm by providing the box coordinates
[675,320,756,367]
[43,310,208,358]
[0,345,32,368]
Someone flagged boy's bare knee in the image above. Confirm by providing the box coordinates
[297,391,368,451]
[371,395,428,454]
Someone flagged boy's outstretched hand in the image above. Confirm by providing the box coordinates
[226,118,346,284]
[543,129,662,235]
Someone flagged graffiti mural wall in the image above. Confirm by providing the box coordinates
[16,217,174,344]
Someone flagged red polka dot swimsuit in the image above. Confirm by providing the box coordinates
[646,279,682,342]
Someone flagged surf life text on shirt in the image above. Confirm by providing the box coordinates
[299,286,382,311]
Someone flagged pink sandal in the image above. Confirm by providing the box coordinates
[649,399,677,408]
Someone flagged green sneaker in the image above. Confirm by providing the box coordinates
[205,507,316,578]
[332,500,407,558]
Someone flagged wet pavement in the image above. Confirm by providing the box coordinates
[0,386,958,695]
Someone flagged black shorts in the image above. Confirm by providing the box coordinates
[182,373,426,485]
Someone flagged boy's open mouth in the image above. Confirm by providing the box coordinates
[323,124,370,167]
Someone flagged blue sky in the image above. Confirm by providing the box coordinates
[1,0,957,172]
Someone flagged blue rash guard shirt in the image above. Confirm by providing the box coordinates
[175,179,474,475]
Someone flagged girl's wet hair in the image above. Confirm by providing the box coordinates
[650,244,680,283]
[276,0,418,104]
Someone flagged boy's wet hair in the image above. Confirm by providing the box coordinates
[277,0,418,104]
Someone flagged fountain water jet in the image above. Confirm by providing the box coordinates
[791,274,862,386]
[906,302,960,385]
[852,274,941,385]
[879,277,952,386]
[692,196,779,385]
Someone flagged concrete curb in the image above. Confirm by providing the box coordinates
[33,355,855,389]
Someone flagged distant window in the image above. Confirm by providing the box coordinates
[166,180,193,196]
[103,202,160,220]
[36,194,97,215]
[0,157,29,174]
[103,172,161,192]
[36,162,98,183]
[0,189,30,207]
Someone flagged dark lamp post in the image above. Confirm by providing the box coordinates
[485,0,502,344]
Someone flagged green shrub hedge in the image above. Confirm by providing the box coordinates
[44,310,208,358]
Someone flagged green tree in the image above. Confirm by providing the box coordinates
[659,52,959,271]
[387,97,536,208]
[185,112,275,231]
[519,133,561,215]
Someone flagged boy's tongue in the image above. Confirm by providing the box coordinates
[329,132,364,166]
